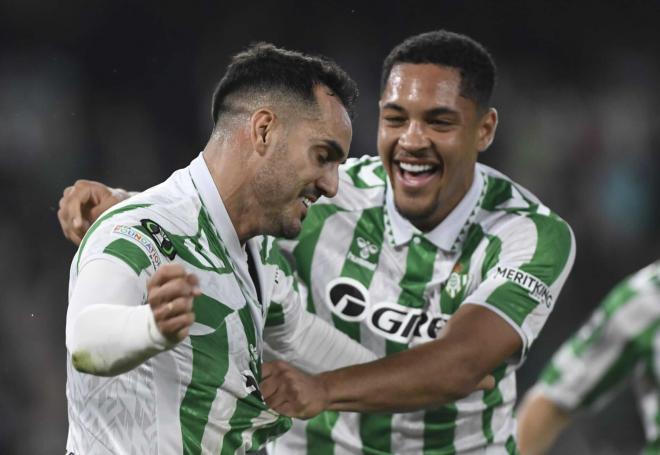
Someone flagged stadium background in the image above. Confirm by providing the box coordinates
[1,1,658,453]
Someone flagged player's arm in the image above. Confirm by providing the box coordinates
[261,304,505,417]
[67,262,199,376]
[58,180,135,245]
[517,276,655,454]
[261,241,377,373]
[261,215,576,418]
[517,389,571,455]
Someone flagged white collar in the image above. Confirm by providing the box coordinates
[385,167,484,252]
[188,152,248,265]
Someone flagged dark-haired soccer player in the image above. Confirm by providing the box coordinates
[63,43,378,455]
[59,31,575,454]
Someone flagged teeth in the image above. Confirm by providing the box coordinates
[302,197,312,208]
[399,162,434,173]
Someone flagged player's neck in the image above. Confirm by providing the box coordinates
[202,146,259,245]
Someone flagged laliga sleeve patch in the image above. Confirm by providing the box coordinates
[140,219,177,260]
[110,224,162,271]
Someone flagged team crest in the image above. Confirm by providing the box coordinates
[445,272,468,298]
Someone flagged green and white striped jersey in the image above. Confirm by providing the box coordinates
[66,155,296,454]
[269,155,575,455]
[537,260,660,453]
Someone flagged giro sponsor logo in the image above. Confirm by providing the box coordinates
[112,224,162,269]
[346,237,379,271]
[367,302,449,343]
[493,266,553,308]
[325,277,449,342]
[325,277,369,322]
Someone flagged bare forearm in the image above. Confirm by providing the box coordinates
[318,339,482,412]
[517,390,571,455]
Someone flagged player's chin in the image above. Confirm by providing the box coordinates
[279,217,303,239]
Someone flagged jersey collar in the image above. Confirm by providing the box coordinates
[188,152,247,263]
[385,165,485,252]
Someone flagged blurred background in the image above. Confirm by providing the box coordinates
[1,0,658,453]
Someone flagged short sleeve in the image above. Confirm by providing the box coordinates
[464,213,576,363]
[538,283,659,412]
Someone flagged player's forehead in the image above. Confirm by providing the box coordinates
[380,63,464,112]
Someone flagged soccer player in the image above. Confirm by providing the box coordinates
[59,31,575,454]
[517,260,660,455]
[63,43,380,454]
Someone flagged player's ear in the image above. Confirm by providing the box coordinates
[477,108,498,153]
[250,109,276,156]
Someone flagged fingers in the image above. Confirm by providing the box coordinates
[57,180,111,246]
[148,263,188,289]
[58,185,87,245]
[147,263,200,343]
[476,374,496,391]
[149,277,199,308]
[151,296,194,320]
[157,311,196,342]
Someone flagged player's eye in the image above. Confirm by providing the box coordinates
[316,150,329,165]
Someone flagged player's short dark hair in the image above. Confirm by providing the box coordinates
[212,42,358,124]
[381,30,496,109]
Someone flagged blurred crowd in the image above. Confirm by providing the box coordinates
[1,1,658,453]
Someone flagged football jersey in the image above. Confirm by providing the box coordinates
[537,260,660,453]
[66,154,296,454]
[269,155,575,455]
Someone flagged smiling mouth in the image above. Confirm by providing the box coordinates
[394,160,441,188]
[301,196,313,208]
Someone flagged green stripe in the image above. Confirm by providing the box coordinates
[485,283,538,327]
[265,302,285,326]
[166,208,233,273]
[422,404,458,455]
[580,320,660,408]
[103,238,151,275]
[505,435,519,454]
[335,206,385,342]
[485,214,572,327]
[441,224,486,314]
[76,203,151,271]
[520,214,572,286]
[481,364,508,444]
[481,176,512,211]
[306,411,340,455]
[540,361,561,385]
[221,400,291,454]
[422,226,486,454]
[328,206,387,455]
[293,203,343,313]
[343,158,387,188]
[250,416,292,451]
[481,235,502,281]
[180,294,234,455]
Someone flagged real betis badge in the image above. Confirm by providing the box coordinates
[445,271,468,298]
[140,219,177,260]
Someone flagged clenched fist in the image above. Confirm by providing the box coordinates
[148,263,201,342]
[260,360,329,419]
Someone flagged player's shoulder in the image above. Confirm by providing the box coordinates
[75,170,201,273]
[328,154,387,211]
[478,164,573,242]
[605,261,660,313]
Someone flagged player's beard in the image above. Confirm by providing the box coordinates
[253,143,303,238]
